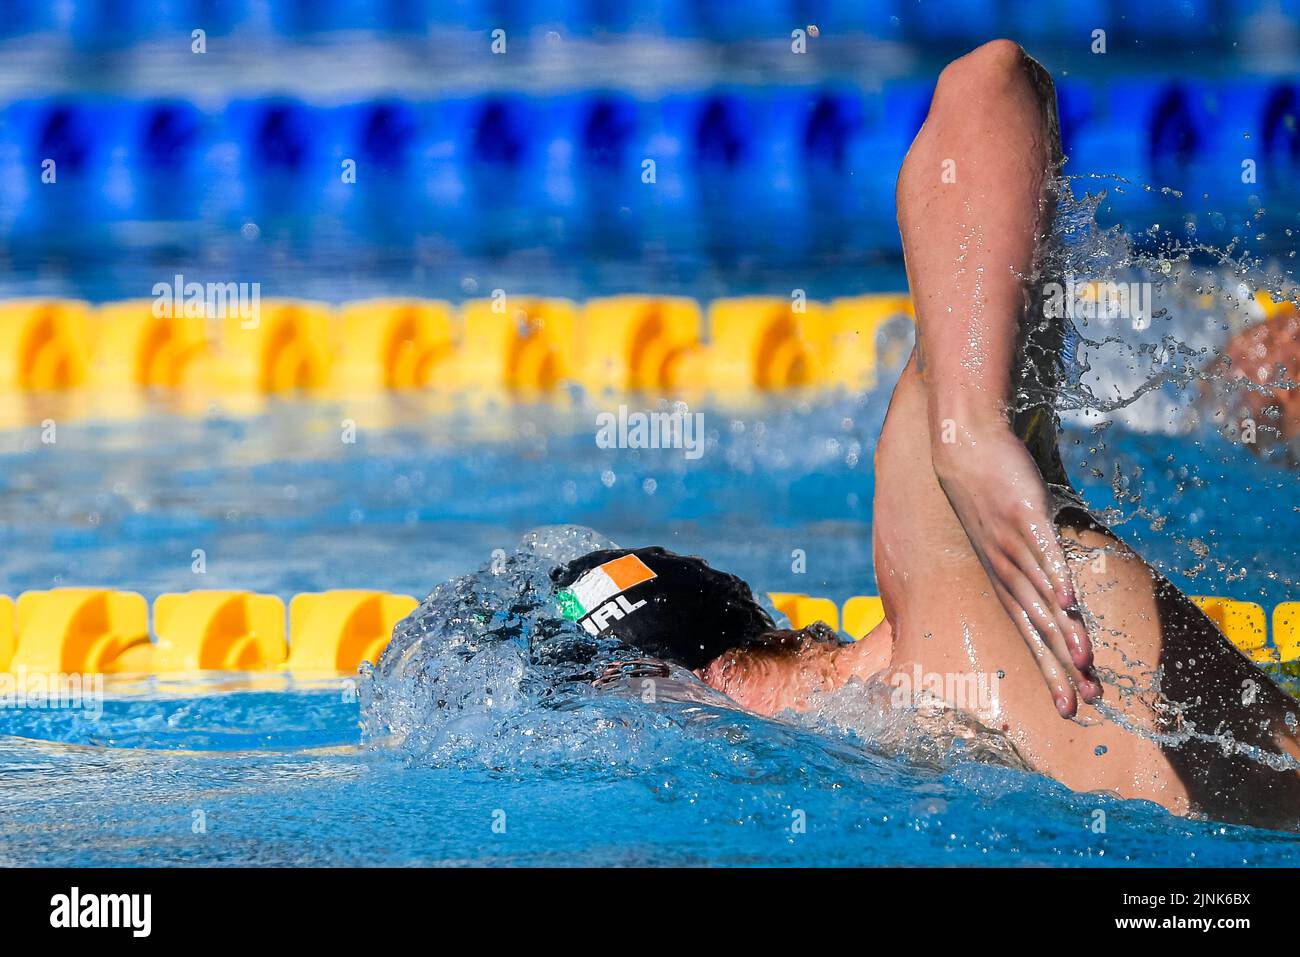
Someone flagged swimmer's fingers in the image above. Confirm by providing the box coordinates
[994,563,1091,715]
[1024,517,1077,611]
[1008,534,1098,701]
[1020,519,1091,666]
[989,575,1077,718]
[999,553,1101,709]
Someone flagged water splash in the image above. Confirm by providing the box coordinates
[358,524,620,766]
[1022,174,1300,597]
[1027,173,1295,439]
[794,673,1031,772]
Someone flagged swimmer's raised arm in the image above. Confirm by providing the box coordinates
[894,40,1095,716]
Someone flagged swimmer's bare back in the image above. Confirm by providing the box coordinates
[704,40,1300,829]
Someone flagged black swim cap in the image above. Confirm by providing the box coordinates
[549,546,775,671]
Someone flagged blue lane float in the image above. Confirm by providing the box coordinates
[0,82,1296,257]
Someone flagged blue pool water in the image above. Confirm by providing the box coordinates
[2,352,1300,865]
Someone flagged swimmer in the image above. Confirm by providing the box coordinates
[553,41,1300,829]
[1207,304,1300,464]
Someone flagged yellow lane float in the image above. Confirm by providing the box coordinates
[152,590,289,672]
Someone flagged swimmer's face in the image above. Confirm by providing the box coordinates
[696,647,758,700]
[696,642,803,715]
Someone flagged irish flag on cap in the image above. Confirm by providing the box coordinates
[556,553,657,622]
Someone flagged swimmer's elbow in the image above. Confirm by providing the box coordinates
[895,40,1033,216]
[895,39,1057,229]
[934,40,1033,100]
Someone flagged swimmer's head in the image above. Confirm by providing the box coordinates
[1204,309,1300,462]
[550,546,776,670]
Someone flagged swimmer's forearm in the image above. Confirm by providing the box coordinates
[895,43,1056,449]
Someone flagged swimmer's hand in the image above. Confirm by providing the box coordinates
[932,425,1098,717]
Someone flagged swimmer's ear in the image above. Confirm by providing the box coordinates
[753,627,801,647]
[800,621,842,643]
[752,624,839,653]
